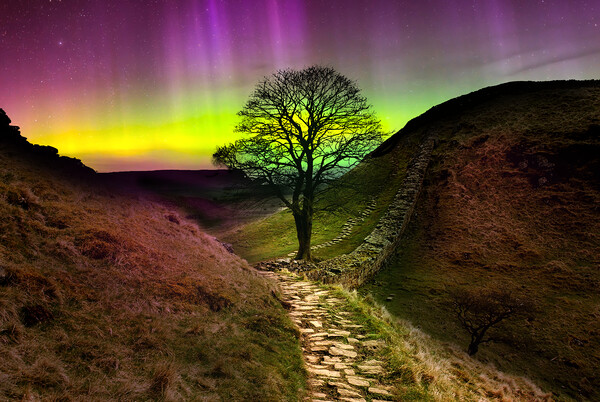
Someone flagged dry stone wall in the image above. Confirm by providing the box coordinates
[308,137,435,288]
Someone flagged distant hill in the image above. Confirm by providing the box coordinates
[100,169,249,190]
[0,110,304,400]
[361,80,600,400]
[102,169,285,232]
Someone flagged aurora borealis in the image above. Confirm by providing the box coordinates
[1,1,599,172]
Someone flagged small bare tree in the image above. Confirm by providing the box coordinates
[450,287,531,355]
[214,66,383,261]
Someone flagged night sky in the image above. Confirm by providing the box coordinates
[1,0,599,172]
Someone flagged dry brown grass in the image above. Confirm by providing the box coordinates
[336,287,552,401]
[364,83,600,400]
[0,147,305,400]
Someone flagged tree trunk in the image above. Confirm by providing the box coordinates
[468,329,488,355]
[293,207,313,261]
[467,340,479,356]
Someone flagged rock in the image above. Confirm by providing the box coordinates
[307,138,435,288]
[220,241,234,253]
[0,109,11,126]
[368,387,391,396]
[309,378,325,387]
[328,330,351,337]
[264,270,397,402]
[329,346,358,358]
[362,339,385,348]
[347,376,370,387]
[338,388,363,398]
[328,381,354,389]
[306,355,320,363]
[357,364,384,374]
[307,363,329,369]
[314,340,336,346]
[309,368,341,378]
[333,342,355,350]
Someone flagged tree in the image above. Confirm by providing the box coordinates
[450,287,532,355]
[214,66,383,261]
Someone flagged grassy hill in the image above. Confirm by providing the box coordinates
[215,80,599,400]
[0,109,305,400]
[361,80,600,400]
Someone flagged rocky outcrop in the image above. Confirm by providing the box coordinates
[307,137,436,288]
[0,108,95,177]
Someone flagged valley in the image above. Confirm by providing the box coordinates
[2,80,599,400]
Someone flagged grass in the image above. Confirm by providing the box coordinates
[217,141,418,264]
[4,81,596,400]
[287,271,551,401]
[212,81,600,400]
[361,84,600,400]
[0,142,306,400]
[102,169,288,233]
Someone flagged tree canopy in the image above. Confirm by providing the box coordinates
[214,66,383,260]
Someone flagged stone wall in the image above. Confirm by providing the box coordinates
[307,137,435,288]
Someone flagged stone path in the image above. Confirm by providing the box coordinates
[259,270,396,402]
[287,197,377,258]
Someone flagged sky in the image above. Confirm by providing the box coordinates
[1,0,599,172]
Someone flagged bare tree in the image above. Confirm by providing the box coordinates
[214,66,383,261]
[450,287,532,355]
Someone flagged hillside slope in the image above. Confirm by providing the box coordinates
[362,80,600,400]
[0,109,305,400]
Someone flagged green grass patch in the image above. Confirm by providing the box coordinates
[221,143,417,264]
